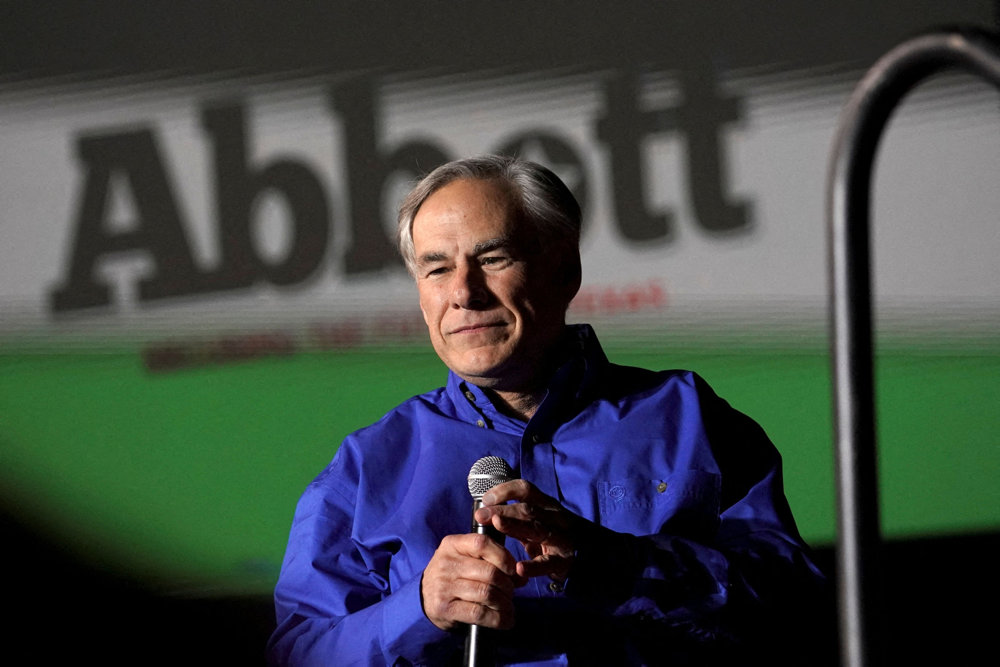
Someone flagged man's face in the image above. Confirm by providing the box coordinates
[411,178,573,391]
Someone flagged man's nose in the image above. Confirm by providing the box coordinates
[452,263,490,309]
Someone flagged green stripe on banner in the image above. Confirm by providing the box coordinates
[1,342,997,595]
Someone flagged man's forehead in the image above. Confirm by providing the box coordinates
[412,184,523,246]
[416,178,515,221]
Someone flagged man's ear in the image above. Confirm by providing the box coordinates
[559,253,582,303]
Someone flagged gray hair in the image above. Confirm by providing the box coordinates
[396,154,581,276]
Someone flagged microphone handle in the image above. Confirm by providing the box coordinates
[465,623,492,667]
[465,497,500,667]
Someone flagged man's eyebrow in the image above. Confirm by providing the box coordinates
[416,251,448,266]
[416,237,514,266]
[473,236,513,254]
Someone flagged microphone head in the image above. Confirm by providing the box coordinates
[467,456,515,499]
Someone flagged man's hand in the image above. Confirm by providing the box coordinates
[421,533,524,631]
[474,480,580,582]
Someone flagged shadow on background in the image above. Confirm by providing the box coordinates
[3,507,272,664]
[3,503,995,665]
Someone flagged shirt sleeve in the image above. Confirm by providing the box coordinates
[564,374,832,663]
[266,461,460,666]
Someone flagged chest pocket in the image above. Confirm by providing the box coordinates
[597,470,721,539]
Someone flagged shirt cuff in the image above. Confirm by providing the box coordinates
[380,573,461,663]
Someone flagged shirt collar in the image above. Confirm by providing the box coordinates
[444,324,608,433]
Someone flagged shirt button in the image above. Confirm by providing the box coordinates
[476,419,485,428]
[656,482,668,493]
[548,581,564,593]
[464,391,475,402]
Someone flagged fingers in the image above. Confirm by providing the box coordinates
[480,479,547,507]
[421,481,584,628]
[456,532,519,575]
[479,480,562,533]
[516,552,573,581]
[421,533,520,632]
[476,504,562,546]
[477,481,578,575]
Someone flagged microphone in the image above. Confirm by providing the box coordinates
[464,456,516,667]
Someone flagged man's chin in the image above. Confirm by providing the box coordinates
[446,346,553,392]
[448,348,509,376]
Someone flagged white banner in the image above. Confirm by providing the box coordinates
[2,68,999,348]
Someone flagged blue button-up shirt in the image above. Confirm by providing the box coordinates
[269,325,826,665]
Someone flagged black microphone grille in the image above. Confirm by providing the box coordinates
[467,456,515,498]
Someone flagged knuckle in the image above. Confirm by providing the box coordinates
[432,598,451,617]
[468,604,492,625]
[469,532,492,550]
[511,479,531,494]
[471,580,494,601]
[484,567,512,589]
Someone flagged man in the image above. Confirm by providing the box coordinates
[268,155,829,665]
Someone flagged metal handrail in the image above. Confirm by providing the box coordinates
[827,28,1000,667]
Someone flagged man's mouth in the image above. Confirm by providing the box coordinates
[451,322,505,335]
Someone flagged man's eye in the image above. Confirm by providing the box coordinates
[481,256,508,266]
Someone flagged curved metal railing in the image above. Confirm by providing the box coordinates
[826,28,1000,667]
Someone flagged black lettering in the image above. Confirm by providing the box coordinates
[329,78,449,274]
[677,68,751,233]
[596,72,674,244]
[202,101,331,289]
[49,129,206,312]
